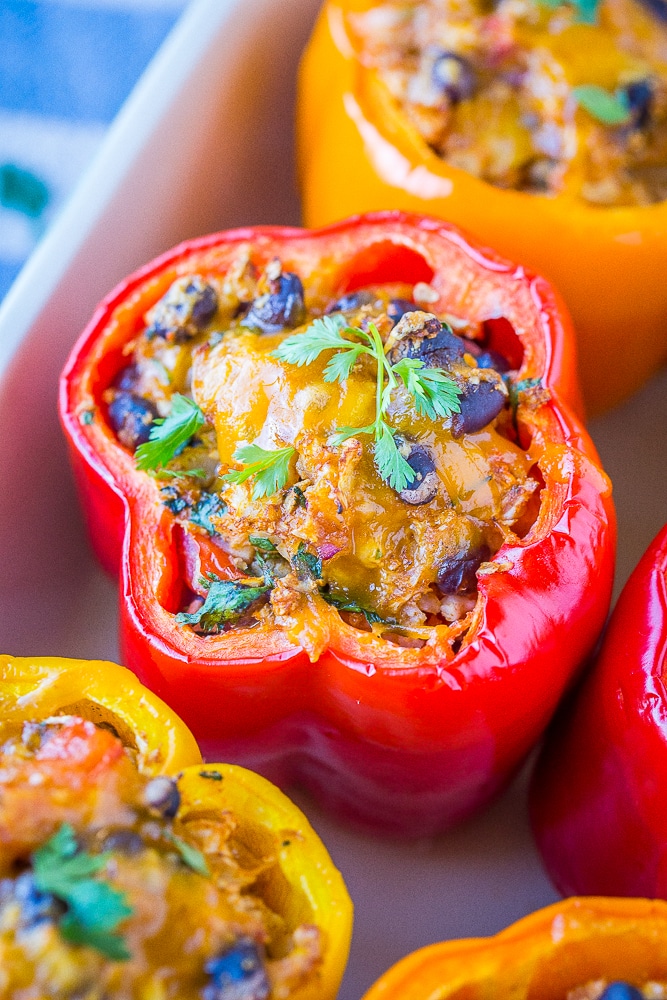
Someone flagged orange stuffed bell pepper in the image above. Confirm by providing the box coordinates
[297,0,667,416]
[59,212,615,838]
[360,897,667,1000]
[0,655,352,997]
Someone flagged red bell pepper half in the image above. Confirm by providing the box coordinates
[59,212,615,837]
[530,524,667,897]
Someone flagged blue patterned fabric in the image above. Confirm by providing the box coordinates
[0,0,187,300]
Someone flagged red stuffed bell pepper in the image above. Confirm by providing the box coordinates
[59,212,615,837]
[530,524,667,898]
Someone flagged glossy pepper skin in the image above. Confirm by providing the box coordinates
[297,0,667,417]
[0,653,202,776]
[530,525,667,899]
[360,897,667,1000]
[0,656,353,1000]
[59,212,615,838]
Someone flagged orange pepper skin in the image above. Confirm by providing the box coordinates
[297,0,667,417]
[360,897,667,999]
[529,525,667,899]
[0,653,202,776]
[59,213,616,838]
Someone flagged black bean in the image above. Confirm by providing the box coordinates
[432,53,476,105]
[143,776,181,818]
[462,337,511,373]
[108,391,159,450]
[115,363,142,392]
[624,79,654,129]
[243,272,306,333]
[396,441,438,505]
[599,984,645,1000]
[387,298,416,325]
[326,290,376,313]
[204,938,270,1000]
[9,872,64,929]
[101,830,145,856]
[387,311,466,368]
[437,545,490,595]
[636,0,667,20]
[450,381,506,437]
[147,276,218,341]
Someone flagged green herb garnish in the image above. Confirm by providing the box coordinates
[135,394,205,472]
[164,831,209,876]
[175,576,270,633]
[292,542,323,582]
[573,85,631,125]
[537,0,598,24]
[190,492,226,535]
[274,316,461,494]
[199,769,223,781]
[222,443,296,500]
[249,535,277,552]
[320,592,394,627]
[32,824,133,961]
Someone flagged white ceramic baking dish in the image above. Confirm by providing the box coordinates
[0,0,665,996]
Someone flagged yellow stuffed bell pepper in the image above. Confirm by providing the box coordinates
[361,897,667,1000]
[298,0,667,416]
[0,655,353,998]
[0,653,202,775]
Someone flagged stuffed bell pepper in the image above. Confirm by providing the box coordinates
[298,0,667,415]
[0,655,352,998]
[59,212,615,837]
[530,525,667,899]
[360,896,667,1000]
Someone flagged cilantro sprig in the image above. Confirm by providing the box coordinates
[32,824,133,961]
[273,315,461,494]
[222,443,296,500]
[573,84,631,126]
[175,575,270,633]
[135,394,205,472]
[537,0,598,24]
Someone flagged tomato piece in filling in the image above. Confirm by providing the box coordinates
[105,256,543,651]
[0,717,322,998]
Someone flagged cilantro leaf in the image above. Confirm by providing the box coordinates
[291,542,322,582]
[135,394,205,471]
[32,824,133,962]
[573,85,631,126]
[392,358,461,420]
[222,443,295,500]
[164,831,209,876]
[175,578,270,632]
[272,314,361,366]
[189,491,226,535]
[320,591,393,626]
[322,344,366,383]
[373,422,416,493]
[249,535,277,551]
[329,423,376,446]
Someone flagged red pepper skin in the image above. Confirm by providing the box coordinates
[59,213,616,837]
[530,525,667,896]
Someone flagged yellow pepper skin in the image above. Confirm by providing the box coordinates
[361,897,667,1000]
[0,654,202,775]
[178,765,353,1000]
[0,655,353,999]
[297,0,667,416]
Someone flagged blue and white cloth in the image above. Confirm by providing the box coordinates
[0,0,188,300]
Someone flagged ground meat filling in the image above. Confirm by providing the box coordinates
[349,0,667,206]
[0,716,322,999]
[105,256,543,649]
